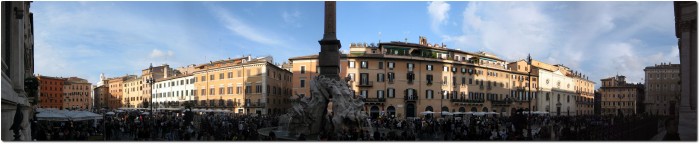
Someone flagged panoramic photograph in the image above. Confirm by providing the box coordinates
[1,1,697,142]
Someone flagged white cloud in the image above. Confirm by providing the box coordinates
[440,1,676,88]
[33,2,220,83]
[207,4,284,47]
[149,49,174,58]
[427,1,451,32]
[282,10,302,28]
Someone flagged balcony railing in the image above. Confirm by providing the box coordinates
[404,96,417,102]
[450,99,484,104]
[357,81,373,87]
[245,102,266,108]
[364,98,386,103]
[491,100,513,106]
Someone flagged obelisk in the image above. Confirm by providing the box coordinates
[318,1,341,80]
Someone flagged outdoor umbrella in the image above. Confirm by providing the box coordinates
[441,111,454,115]
[420,111,435,115]
[36,111,70,121]
[473,112,486,116]
[106,112,116,115]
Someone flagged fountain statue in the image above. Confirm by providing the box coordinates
[258,2,368,140]
[277,75,367,139]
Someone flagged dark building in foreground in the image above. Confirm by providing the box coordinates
[594,90,601,116]
[673,1,697,141]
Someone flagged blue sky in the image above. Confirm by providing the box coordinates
[33,1,679,88]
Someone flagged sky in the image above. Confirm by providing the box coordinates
[33,1,680,89]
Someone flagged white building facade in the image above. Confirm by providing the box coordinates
[152,75,195,108]
[537,69,577,116]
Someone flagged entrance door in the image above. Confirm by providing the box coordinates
[371,106,380,119]
[406,103,416,118]
[557,107,561,116]
[387,106,396,118]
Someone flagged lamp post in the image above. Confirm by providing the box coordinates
[145,72,156,130]
[526,53,533,140]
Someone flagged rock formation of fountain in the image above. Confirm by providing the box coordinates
[276,75,367,139]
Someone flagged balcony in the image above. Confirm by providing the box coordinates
[450,99,484,105]
[404,96,417,102]
[491,100,513,106]
[364,98,386,104]
[357,81,373,87]
[245,102,266,108]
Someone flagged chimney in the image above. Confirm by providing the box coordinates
[163,66,169,79]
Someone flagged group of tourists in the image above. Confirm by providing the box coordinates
[32,107,667,141]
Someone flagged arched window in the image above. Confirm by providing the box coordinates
[557,94,560,102]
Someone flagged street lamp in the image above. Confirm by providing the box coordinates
[526,53,533,140]
[145,65,156,129]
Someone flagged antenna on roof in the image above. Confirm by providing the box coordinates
[378,32,382,44]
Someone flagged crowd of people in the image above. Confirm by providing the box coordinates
[32,107,666,141]
[31,119,100,141]
[100,109,281,141]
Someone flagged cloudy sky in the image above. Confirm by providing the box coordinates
[33,1,679,88]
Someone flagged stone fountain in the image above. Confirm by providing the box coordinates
[257,1,371,140]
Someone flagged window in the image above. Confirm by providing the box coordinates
[201,76,206,82]
[349,73,356,81]
[378,62,384,69]
[426,74,433,84]
[388,62,395,69]
[408,63,414,71]
[461,68,466,73]
[201,89,206,95]
[236,86,241,94]
[210,88,215,95]
[387,88,395,98]
[469,79,473,85]
[245,85,251,94]
[452,67,457,72]
[377,90,385,99]
[228,72,233,78]
[443,76,448,85]
[407,72,415,82]
[256,85,262,93]
[388,72,395,82]
[426,90,433,99]
[360,90,368,98]
[227,87,233,94]
[427,65,433,71]
[361,61,368,69]
[237,70,242,77]
[360,73,369,85]
[462,77,466,85]
[442,91,448,99]
[300,79,306,88]
[210,75,214,80]
[349,61,356,68]
[443,66,448,72]
[301,66,306,74]
[377,73,385,82]
[219,87,224,95]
